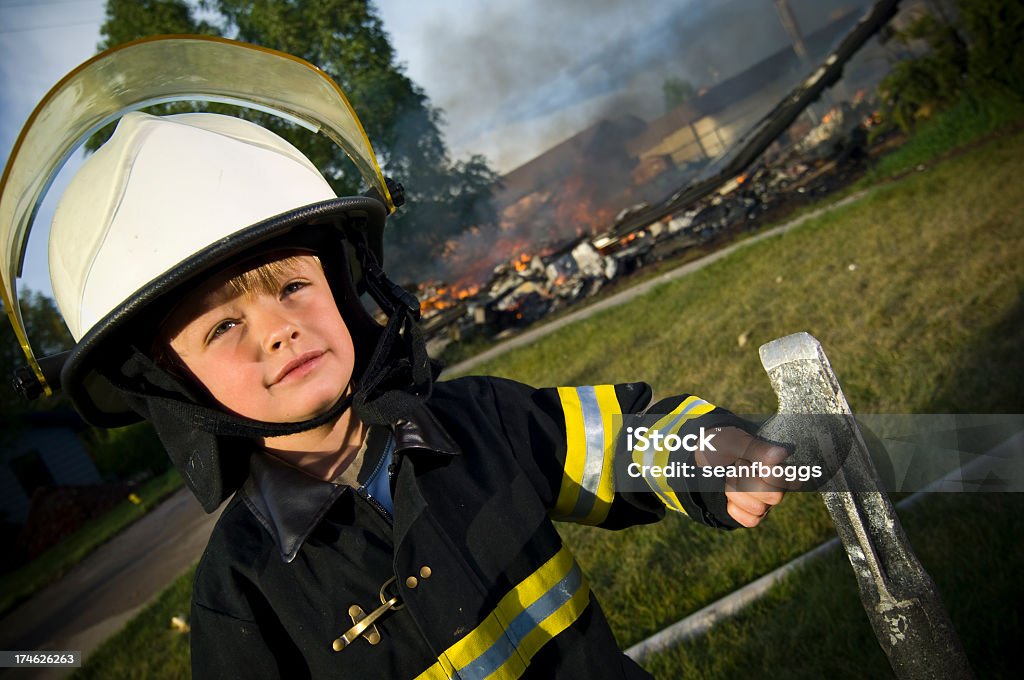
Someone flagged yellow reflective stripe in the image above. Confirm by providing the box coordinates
[553,385,621,525]
[488,574,591,679]
[414,546,590,680]
[633,396,716,514]
[554,387,585,519]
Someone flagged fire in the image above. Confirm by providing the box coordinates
[417,282,481,317]
[513,252,531,272]
[554,176,616,236]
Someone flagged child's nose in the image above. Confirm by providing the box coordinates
[262,312,300,351]
[267,326,299,351]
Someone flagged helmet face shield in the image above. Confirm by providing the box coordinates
[0,35,394,396]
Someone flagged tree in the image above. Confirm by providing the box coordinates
[96,0,498,277]
[957,0,1024,98]
[0,292,74,418]
[663,76,697,112]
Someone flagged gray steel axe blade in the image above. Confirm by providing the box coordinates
[758,332,972,679]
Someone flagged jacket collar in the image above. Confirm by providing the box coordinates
[240,405,459,562]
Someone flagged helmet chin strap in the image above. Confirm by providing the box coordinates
[349,242,438,426]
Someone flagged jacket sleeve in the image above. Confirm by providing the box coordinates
[484,376,744,530]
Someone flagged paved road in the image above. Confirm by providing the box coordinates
[0,487,222,679]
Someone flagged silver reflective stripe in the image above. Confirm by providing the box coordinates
[661,398,710,435]
[572,386,606,521]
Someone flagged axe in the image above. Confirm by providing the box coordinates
[758,332,972,679]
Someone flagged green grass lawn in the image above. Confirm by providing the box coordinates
[76,119,1024,677]
[74,565,195,680]
[640,493,1024,680]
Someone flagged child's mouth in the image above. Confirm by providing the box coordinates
[272,350,326,385]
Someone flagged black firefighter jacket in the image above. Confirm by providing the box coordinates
[190,375,741,679]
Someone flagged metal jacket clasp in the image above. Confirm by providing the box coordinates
[332,576,405,652]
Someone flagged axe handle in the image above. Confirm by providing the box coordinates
[821,488,973,679]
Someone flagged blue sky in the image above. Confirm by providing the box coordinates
[1,0,106,297]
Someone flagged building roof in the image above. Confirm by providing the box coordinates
[627,7,863,157]
[497,115,647,203]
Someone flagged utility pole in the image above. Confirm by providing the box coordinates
[773,0,830,123]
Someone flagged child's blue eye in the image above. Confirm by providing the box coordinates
[281,281,307,296]
[209,320,238,341]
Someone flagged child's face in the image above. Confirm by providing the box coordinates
[165,254,356,423]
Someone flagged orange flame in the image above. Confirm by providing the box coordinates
[417,281,482,316]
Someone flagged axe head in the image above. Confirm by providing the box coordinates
[757,332,871,488]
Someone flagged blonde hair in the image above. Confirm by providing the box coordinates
[223,254,323,298]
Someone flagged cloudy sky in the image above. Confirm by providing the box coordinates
[0,0,868,295]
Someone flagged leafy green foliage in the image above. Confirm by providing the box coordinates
[82,422,171,481]
[663,76,697,111]
[0,292,74,418]
[100,0,217,45]
[95,0,499,277]
[957,0,1024,97]
[876,13,967,133]
[875,0,1024,134]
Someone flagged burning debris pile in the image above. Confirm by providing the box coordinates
[411,0,909,357]
[417,94,887,354]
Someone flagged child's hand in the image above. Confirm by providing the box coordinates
[694,427,790,528]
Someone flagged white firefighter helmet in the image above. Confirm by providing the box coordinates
[51,111,341,342]
[0,36,404,427]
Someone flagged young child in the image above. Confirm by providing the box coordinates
[21,58,788,680]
